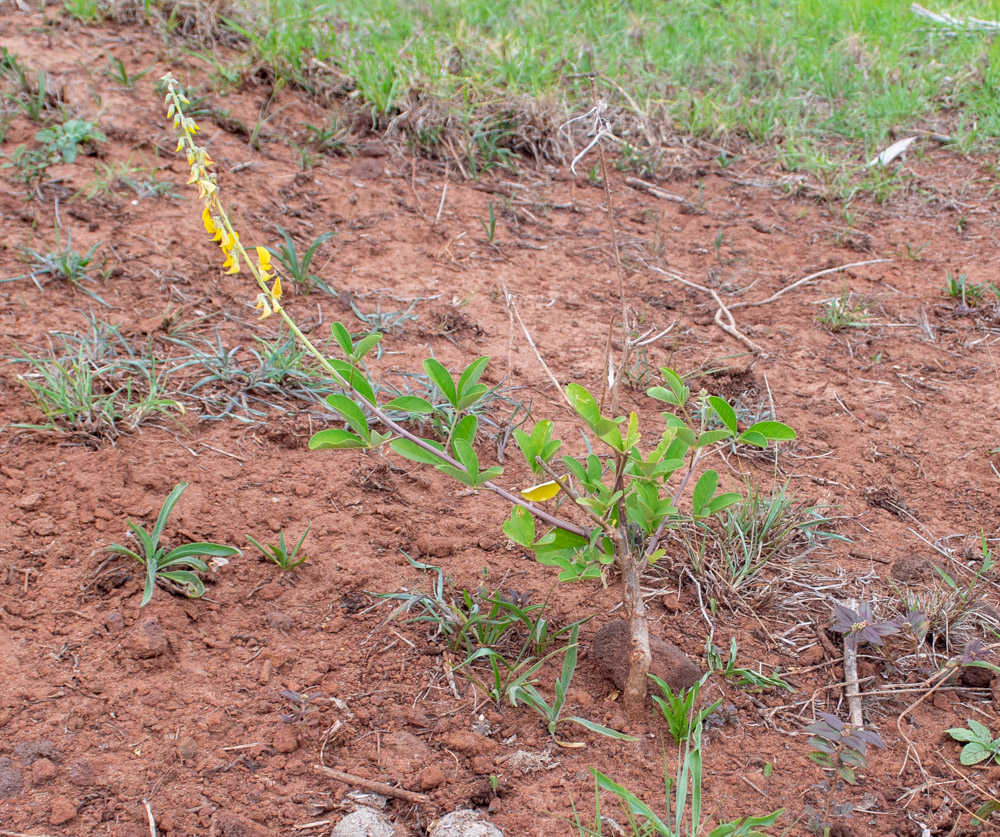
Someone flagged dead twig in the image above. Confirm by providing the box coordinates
[624,176,685,203]
[712,289,764,354]
[313,765,430,804]
[841,599,864,729]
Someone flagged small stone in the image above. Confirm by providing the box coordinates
[68,758,96,787]
[31,758,57,783]
[273,725,298,753]
[331,806,394,837]
[0,757,23,799]
[441,731,498,756]
[104,611,126,634]
[258,583,283,601]
[418,766,445,791]
[176,736,199,761]
[50,795,77,825]
[429,810,503,837]
[215,811,276,837]
[592,620,701,693]
[125,617,168,659]
[15,493,42,510]
[266,611,293,632]
[326,616,346,634]
[31,515,56,536]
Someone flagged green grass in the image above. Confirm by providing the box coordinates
[219,0,1000,183]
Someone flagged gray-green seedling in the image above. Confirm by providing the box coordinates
[508,624,636,745]
[266,226,336,295]
[946,719,1000,766]
[803,712,884,834]
[106,482,240,606]
[649,672,721,745]
[706,637,794,693]
[246,524,310,571]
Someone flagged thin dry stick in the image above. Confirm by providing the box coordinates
[624,176,685,203]
[0,831,63,837]
[434,180,448,224]
[729,259,892,311]
[143,799,158,837]
[500,278,575,417]
[841,599,864,729]
[712,289,764,353]
[313,765,430,804]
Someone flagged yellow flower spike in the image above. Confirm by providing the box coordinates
[256,246,272,271]
[254,294,273,318]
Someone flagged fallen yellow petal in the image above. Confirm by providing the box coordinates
[520,479,564,502]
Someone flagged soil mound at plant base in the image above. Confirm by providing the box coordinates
[592,620,701,693]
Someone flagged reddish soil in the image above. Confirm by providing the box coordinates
[2,7,1000,837]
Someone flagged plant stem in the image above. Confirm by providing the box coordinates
[619,540,652,717]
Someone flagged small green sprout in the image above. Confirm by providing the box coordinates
[106,482,240,606]
[246,524,311,572]
[946,719,1000,766]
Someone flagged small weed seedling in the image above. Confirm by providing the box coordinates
[817,287,869,331]
[36,118,106,164]
[279,688,323,724]
[480,201,497,244]
[246,524,310,571]
[266,226,336,295]
[829,601,899,654]
[946,719,1000,766]
[649,672,721,745]
[804,712,884,834]
[16,223,106,304]
[105,482,240,606]
[944,272,995,308]
[104,54,152,88]
[508,624,636,746]
[707,637,794,693]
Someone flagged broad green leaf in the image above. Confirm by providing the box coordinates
[330,322,354,357]
[660,367,690,403]
[451,414,479,450]
[457,356,490,398]
[435,464,477,487]
[423,358,458,407]
[324,394,371,443]
[159,569,205,598]
[452,439,479,477]
[309,428,368,450]
[329,359,376,404]
[477,465,503,485]
[736,430,768,448]
[967,719,992,742]
[696,429,733,448]
[623,412,640,451]
[947,727,981,743]
[961,743,993,765]
[566,383,601,426]
[647,385,682,406]
[152,483,188,554]
[457,385,489,411]
[565,717,638,742]
[706,492,742,516]
[389,437,447,465]
[370,430,392,448]
[691,470,719,515]
[502,506,536,547]
[162,544,238,561]
[745,420,796,441]
[708,395,738,434]
[383,396,434,414]
[353,332,382,361]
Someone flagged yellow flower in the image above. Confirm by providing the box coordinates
[202,207,214,233]
[256,246,271,271]
[270,274,282,303]
[254,293,273,318]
